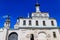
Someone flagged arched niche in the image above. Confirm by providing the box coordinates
[8,32,18,40]
[38,32,47,40]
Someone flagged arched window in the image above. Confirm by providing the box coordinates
[36,21,38,26]
[29,20,31,25]
[23,20,26,25]
[51,21,54,26]
[8,32,18,40]
[43,21,46,26]
[53,32,56,38]
[30,34,34,40]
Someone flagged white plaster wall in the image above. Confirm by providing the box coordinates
[14,18,57,29]
[0,28,8,40]
[50,29,60,40]
[0,31,4,40]
[7,28,60,40]
[0,28,59,40]
[32,12,49,18]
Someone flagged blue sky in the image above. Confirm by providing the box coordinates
[0,0,60,28]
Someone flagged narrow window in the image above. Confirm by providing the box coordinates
[30,34,34,40]
[36,21,38,26]
[51,21,54,26]
[43,21,46,26]
[29,20,31,25]
[53,32,56,38]
[23,20,26,25]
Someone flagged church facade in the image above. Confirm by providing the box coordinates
[0,2,60,40]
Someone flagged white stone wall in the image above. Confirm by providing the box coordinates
[0,29,4,40]
[14,18,57,29]
[0,28,60,40]
[7,28,60,40]
[32,12,49,18]
[0,28,8,40]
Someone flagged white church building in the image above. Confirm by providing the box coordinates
[0,2,60,40]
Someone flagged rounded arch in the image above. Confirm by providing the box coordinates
[8,32,18,40]
[38,31,47,40]
[9,32,18,37]
[38,31,47,35]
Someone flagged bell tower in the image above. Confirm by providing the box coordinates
[4,15,10,29]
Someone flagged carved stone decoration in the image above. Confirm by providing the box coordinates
[47,34,51,38]
[26,34,30,38]
[34,34,38,38]
[38,32,47,40]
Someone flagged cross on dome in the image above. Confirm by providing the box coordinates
[35,0,41,12]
